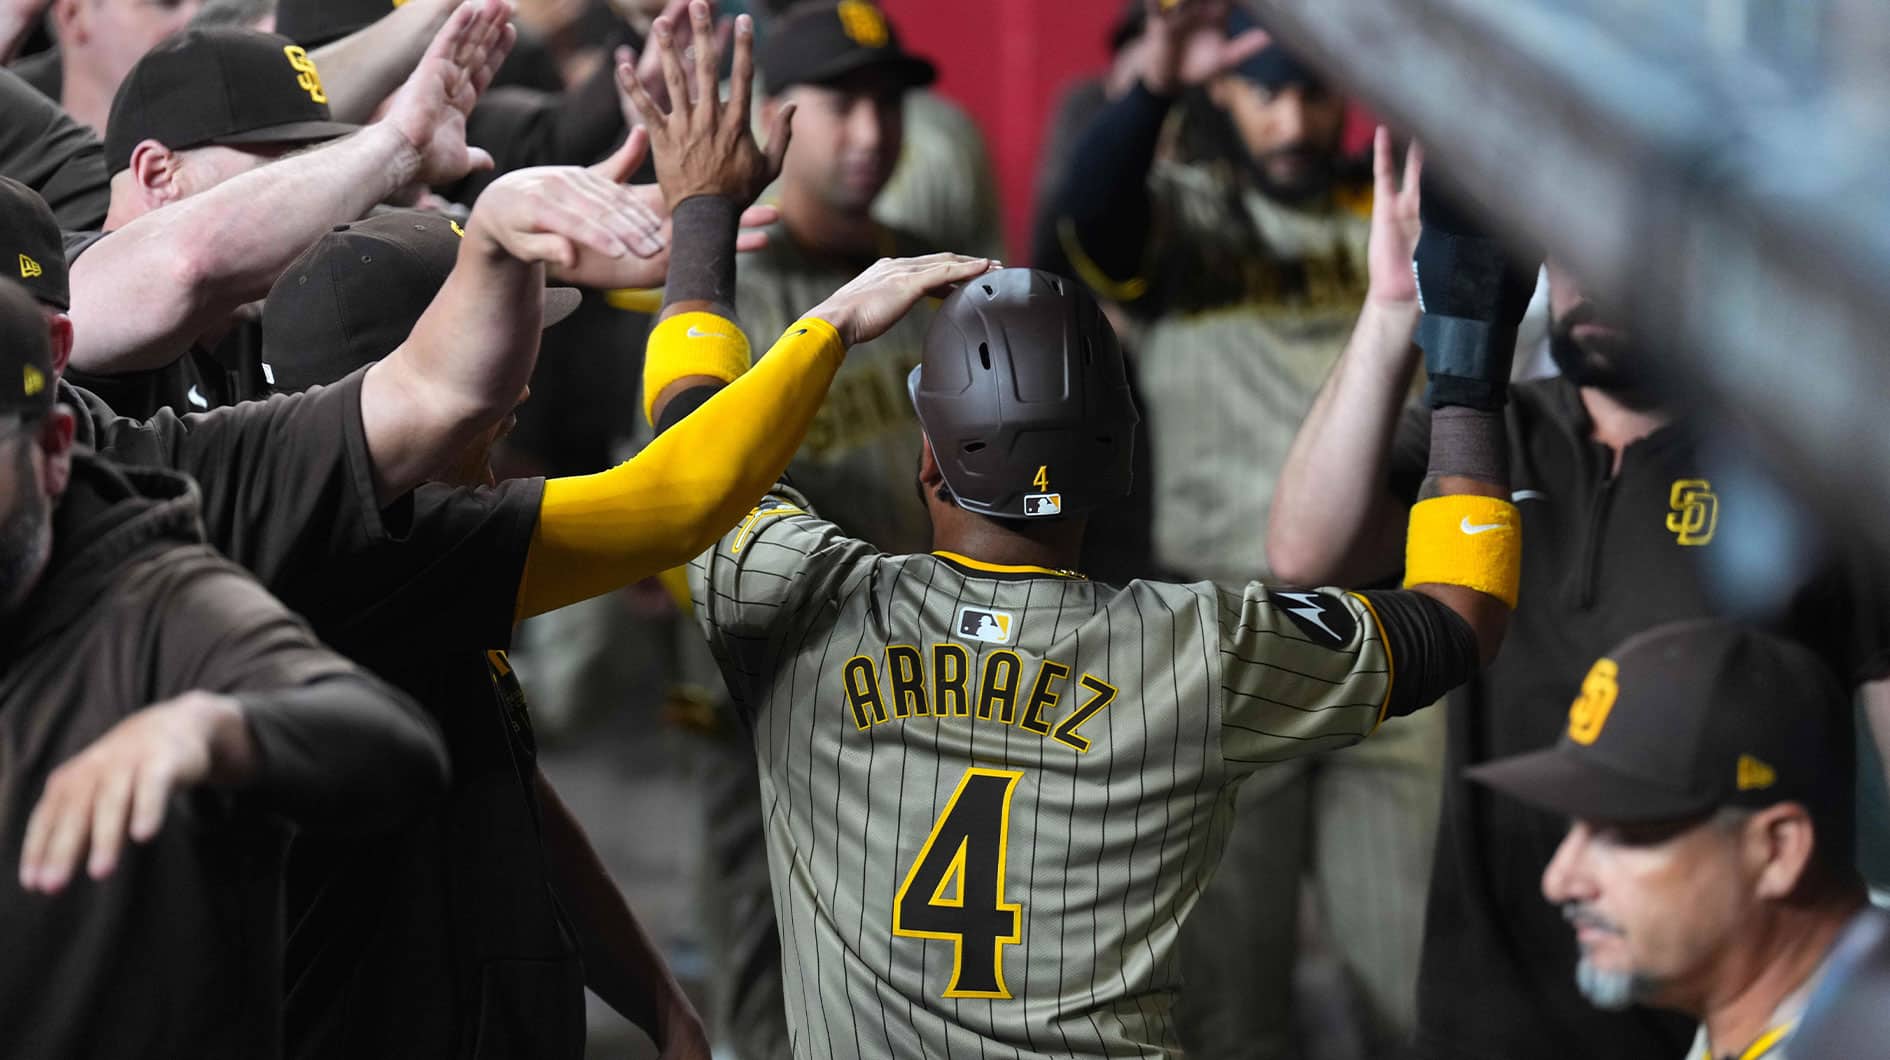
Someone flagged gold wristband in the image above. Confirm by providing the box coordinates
[642,311,752,425]
[1403,495,1522,608]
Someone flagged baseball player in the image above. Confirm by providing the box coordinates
[656,241,1523,1051]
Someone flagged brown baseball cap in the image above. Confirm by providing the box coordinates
[262,210,581,394]
[0,279,56,419]
[1467,620,1853,824]
[0,178,68,310]
[105,28,359,174]
[759,1,936,94]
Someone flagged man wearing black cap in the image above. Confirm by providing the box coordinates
[1469,621,1890,1060]
[59,7,515,417]
[740,0,939,553]
[0,276,450,1059]
[1050,2,1436,1052]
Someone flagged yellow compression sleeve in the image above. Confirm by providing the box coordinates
[1402,494,1523,609]
[514,316,844,621]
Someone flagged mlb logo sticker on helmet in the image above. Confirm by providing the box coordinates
[955,606,1015,645]
[1023,494,1062,517]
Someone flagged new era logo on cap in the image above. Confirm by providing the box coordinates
[18,255,40,279]
[1737,754,1776,791]
[956,606,1014,645]
[22,364,44,398]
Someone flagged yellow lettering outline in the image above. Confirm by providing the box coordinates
[886,644,929,718]
[931,642,971,718]
[1018,660,1071,736]
[1050,674,1119,753]
[892,767,1024,1000]
[975,650,1023,724]
[842,654,887,731]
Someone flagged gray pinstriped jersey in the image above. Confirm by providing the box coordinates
[689,486,1395,1059]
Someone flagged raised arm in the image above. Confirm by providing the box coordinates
[510,2,990,620]
[1268,129,1425,586]
[1050,0,1266,299]
[1390,164,1540,664]
[65,0,514,375]
[307,0,462,124]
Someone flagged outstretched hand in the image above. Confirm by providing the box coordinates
[1366,127,1424,307]
[618,1,792,211]
[18,693,253,895]
[381,0,517,186]
[809,254,1001,348]
[465,131,780,290]
[1136,0,1270,96]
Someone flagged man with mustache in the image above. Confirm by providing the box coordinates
[1268,161,1890,1057]
[1049,3,1435,1051]
[1468,621,1890,1060]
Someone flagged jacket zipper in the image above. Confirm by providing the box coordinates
[1572,452,1616,611]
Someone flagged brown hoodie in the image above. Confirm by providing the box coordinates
[0,450,448,1058]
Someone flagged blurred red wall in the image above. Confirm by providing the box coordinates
[879,0,1119,262]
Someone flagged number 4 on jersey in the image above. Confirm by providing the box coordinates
[893,767,1024,999]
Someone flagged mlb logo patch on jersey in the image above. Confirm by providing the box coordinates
[956,606,1015,645]
[1023,493,1062,517]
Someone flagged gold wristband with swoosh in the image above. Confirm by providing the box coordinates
[1403,494,1523,608]
[642,310,754,425]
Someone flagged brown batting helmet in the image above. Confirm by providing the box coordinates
[907,268,1138,520]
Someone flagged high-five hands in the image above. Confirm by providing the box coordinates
[381,0,517,186]
[619,0,793,211]
[1134,0,1271,96]
[462,0,786,290]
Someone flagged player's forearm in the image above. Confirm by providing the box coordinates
[309,0,457,124]
[236,673,450,831]
[534,770,707,1048]
[1051,82,1168,295]
[361,218,545,506]
[1405,412,1514,663]
[1269,298,1422,585]
[68,124,422,374]
[513,318,844,620]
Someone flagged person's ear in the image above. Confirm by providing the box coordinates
[45,313,73,378]
[52,0,85,42]
[918,436,945,492]
[127,140,184,210]
[1746,803,1817,900]
[35,407,76,501]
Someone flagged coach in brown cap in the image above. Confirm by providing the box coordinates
[1470,620,1886,1060]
